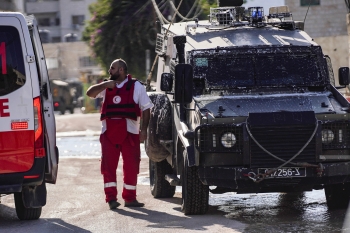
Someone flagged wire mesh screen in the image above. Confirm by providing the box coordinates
[210,7,238,26]
[195,124,243,153]
[322,122,350,149]
[155,34,164,55]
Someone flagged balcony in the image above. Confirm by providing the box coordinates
[26,1,59,14]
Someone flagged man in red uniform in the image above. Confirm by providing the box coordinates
[86,59,153,209]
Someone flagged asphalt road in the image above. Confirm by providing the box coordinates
[0,112,246,233]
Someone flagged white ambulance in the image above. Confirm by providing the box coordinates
[0,13,58,220]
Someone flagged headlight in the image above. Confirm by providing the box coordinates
[322,129,334,144]
[221,132,236,148]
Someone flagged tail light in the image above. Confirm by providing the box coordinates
[33,97,46,158]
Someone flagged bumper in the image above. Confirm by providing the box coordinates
[198,161,350,193]
[0,158,45,194]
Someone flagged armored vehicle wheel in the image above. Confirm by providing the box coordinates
[69,106,74,114]
[149,159,176,198]
[14,192,42,220]
[59,104,66,115]
[325,183,350,209]
[181,152,209,215]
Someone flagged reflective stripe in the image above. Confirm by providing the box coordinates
[104,182,117,188]
[123,183,136,190]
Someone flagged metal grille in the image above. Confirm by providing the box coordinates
[195,124,243,153]
[249,125,316,168]
[170,60,176,75]
[210,7,235,26]
[155,33,165,55]
[322,122,350,149]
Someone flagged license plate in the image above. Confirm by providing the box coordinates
[258,167,306,178]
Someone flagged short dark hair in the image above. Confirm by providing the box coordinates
[114,58,127,73]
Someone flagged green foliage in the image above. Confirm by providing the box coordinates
[83,0,216,80]
[83,0,157,80]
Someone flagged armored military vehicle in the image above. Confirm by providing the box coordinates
[50,79,75,114]
[146,0,350,215]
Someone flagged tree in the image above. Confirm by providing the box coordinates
[83,0,158,80]
[83,0,214,81]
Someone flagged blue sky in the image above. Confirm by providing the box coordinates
[243,0,285,14]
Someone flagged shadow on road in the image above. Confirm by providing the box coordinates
[0,204,91,232]
[111,203,243,231]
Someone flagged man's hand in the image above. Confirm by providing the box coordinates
[86,80,117,98]
[139,128,147,143]
[103,80,118,89]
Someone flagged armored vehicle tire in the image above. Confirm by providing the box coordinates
[325,183,350,209]
[69,106,74,114]
[59,104,66,115]
[14,192,42,220]
[149,159,176,198]
[181,152,209,215]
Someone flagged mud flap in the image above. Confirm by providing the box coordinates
[22,181,47,208]
[186,144,196,167]
[146,93,172,162]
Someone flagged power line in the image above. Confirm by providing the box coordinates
[345,0,350,13]
[151,0,171,24]
[147,0,185,90]
[152,0,203,24]
[168,0,203,22]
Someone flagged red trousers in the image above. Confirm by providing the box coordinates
[100,132,141,203]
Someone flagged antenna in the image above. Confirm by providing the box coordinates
[303,0,312,25]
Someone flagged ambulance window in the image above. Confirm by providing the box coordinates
[0,26,26,96]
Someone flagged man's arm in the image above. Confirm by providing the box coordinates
[86,80,117,98]
[139,108,150,142]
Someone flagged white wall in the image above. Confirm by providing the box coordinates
[243,0,285,14]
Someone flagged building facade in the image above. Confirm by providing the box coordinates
[285,0,349,84]
[43,41,104,81]
[23,0,104,83]
[0,0,24,12]
[25,0,96,42]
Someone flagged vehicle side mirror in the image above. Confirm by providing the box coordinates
[174,64,193,104]
[160,73,173,92]
[339,67,350,86]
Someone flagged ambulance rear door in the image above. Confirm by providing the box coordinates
[27,15,58,184]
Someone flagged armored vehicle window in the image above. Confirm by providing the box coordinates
[0,26,26,96]
[190,46,327,90]
[255,53,324,87]
[193,56,255,88]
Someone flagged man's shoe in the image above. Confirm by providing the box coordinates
[108,200,121,209]
[124,200,145,207]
